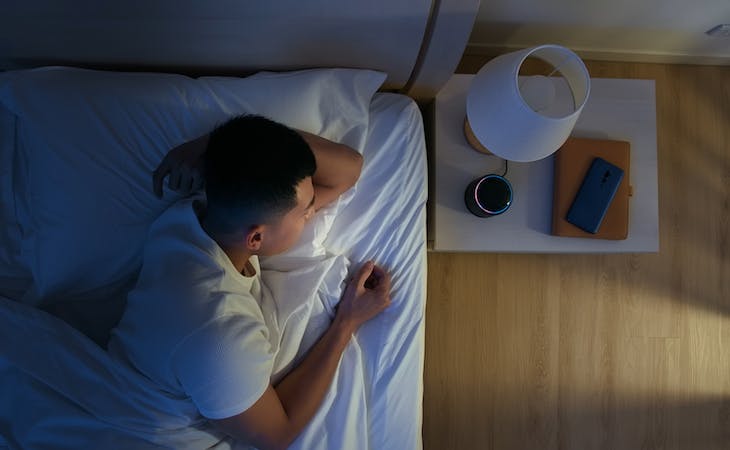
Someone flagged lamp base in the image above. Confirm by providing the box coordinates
[463,118,493,155]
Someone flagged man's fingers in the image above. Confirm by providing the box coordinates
[152,163,170,198]
[185,174,196,192]
[354,261,375,288]
[369,266,390,287]
[177,166,193,192]
[379,268,392,291]
[168,169,182,191]
[191,171,204,191]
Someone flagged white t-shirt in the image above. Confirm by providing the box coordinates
[109,196,274,420]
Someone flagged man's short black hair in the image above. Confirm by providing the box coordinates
[204,115,316,232]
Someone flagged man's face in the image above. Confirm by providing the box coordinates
[259,176,315,256]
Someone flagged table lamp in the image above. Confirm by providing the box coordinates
[465,44,591,162]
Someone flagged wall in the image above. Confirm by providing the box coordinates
[0,0,433,88]
[468,0,730,64]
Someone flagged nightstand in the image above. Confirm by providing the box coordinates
[429,74,659,253]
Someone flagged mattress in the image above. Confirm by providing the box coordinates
[312,92,428,449]
[0,84,427,449]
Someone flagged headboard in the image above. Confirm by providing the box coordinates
[0,0,480,99]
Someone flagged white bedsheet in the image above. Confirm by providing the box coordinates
[0,92,427,450]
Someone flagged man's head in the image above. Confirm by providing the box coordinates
[203,115,316,256]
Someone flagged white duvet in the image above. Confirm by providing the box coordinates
[0,93,427,450]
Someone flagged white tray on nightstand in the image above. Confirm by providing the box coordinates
[430,74,659,253]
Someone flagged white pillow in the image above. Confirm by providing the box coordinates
[0,102,31,300]
[0,103,18,257]
[0,66,385,305]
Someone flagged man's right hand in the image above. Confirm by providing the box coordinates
[152,134,209,198]
[335,261,392,333]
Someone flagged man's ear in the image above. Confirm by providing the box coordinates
[245,225,265,251]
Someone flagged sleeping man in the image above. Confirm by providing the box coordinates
[108,115,392,449]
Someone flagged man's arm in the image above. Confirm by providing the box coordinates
[152,131,363,211]
[297,131,363,211]
[212,262,391,450]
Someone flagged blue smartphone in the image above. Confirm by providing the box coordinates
[566,157,624,234]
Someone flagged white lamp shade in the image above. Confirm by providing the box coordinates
[466,45,590,162]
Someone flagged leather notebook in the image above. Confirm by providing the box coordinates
[551,137,632,240]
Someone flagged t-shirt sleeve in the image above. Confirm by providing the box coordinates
[171,314,275,420]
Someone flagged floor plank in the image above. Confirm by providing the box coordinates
[423,57,730,450]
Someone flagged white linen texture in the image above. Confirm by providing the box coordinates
[0,67,426,450]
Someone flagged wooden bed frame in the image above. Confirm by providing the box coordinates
[0,0,480,99]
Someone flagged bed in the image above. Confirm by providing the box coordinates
[0,1,480,449]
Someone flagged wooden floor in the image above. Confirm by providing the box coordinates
[423,56,730,450]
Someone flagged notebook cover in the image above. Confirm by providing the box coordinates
[552,137,631,240]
